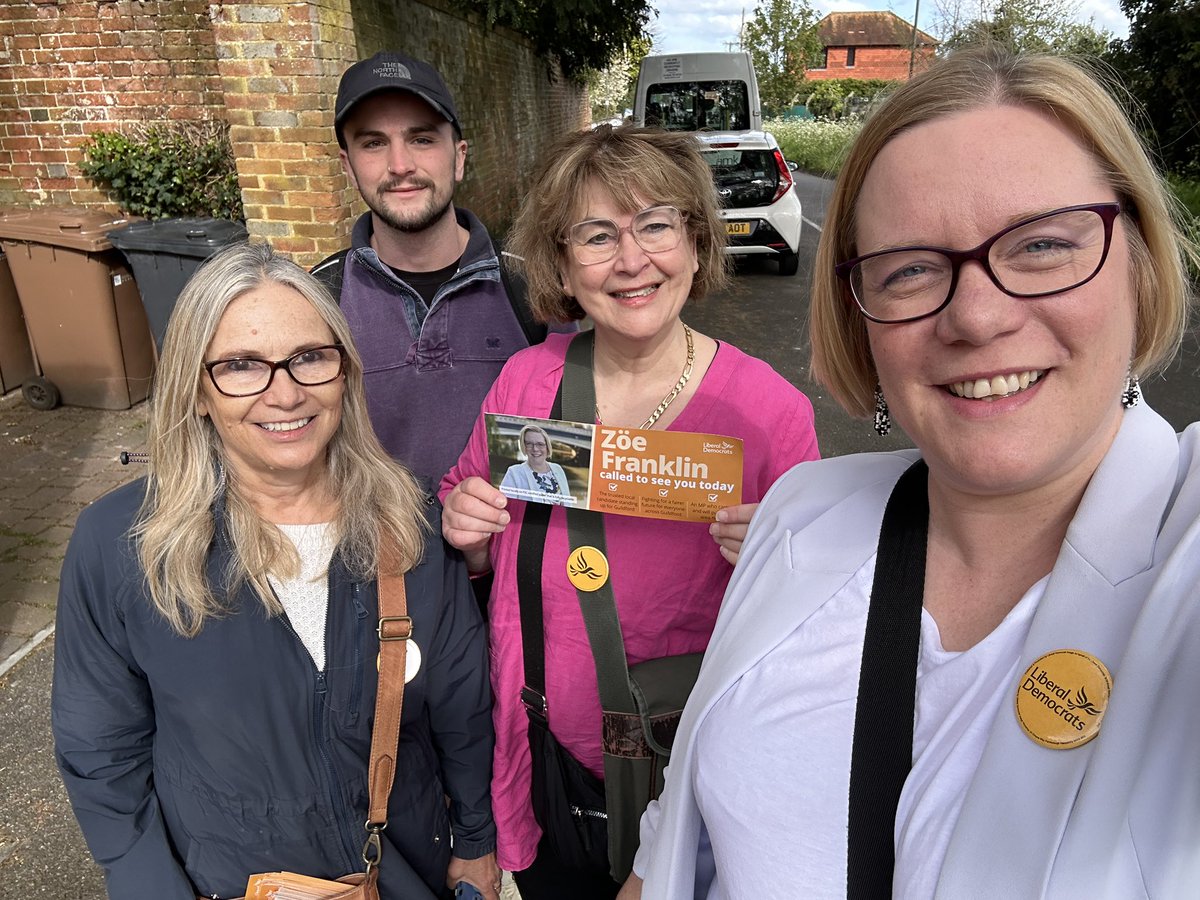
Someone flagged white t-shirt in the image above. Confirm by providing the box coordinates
[267,522,336,671]
[692,554,1045,898]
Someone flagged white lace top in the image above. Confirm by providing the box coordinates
[267,522,337,671]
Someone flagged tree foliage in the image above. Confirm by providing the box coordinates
[1104,0,1200,176]
[78,121,242,220]
[586,34,654,121]
[934,0,1112,55]
[743,0,824,115]
[458,0,653,77]
[800,78,897,119]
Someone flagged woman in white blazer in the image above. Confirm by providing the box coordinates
[620,46,1200,900]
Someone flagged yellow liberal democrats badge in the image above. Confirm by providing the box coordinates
[567,545,609,592]
[1015,649,1112,750]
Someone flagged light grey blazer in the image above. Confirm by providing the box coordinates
[499,461,570,496]
[637,403,1200,899]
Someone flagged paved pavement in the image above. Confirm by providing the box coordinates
[0,391,147,674]
[0,388,147,897]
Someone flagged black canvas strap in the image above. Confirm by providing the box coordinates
[559,332,638,716]
[846,459,930,899]
[516,382,562,723]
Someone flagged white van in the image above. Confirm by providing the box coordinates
[633,52,762,132]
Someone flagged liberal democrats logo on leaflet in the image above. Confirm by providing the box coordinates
[1015,649,1112,750]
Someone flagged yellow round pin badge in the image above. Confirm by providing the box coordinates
[567,545,609,592]
[1015,649,1112,750]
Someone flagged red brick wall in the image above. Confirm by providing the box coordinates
[0,0,588,266]
[350,0,591,238]
[0,0,224,208]
[209,0,360,261]
[806,45,937,82]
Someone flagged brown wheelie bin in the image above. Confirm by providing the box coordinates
[0,248,37,395]
[0,207,154,410]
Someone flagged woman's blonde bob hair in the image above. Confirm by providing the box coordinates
[134,241,429,637]
[810,45,1199,417]
[517,423,554,462]
[507,124,730,323]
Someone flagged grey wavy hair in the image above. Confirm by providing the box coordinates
[133,241,429,637]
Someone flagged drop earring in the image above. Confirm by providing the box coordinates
[873,384,891,436]
[1121,371,1142,409]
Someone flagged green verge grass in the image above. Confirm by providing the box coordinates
[1167,176,1200,281]
[765,116,862,178]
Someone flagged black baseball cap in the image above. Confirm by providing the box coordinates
[334,52,461,147]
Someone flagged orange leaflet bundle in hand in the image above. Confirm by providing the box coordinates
[245,871,374,899]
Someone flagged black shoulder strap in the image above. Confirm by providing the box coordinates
[517,331,639,725]
[846,459,929,898]
[559,332,638,716]
[497,244,547,347]
[311,248,350,304]
[517,369,564,722]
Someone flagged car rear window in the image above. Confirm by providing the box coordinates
[702,149,779,209]
[645,80,751,132]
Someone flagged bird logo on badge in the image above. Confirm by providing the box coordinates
[1015,649,1111,750]
[567,546,609,592]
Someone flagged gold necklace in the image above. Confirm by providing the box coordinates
[595,323,695,429]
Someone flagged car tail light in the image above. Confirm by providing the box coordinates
[771,149,793,203]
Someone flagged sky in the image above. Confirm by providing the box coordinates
[647,0,1130,54]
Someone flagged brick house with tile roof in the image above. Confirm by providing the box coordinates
[806,11,938,81]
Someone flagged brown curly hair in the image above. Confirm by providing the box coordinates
[507,124,730,323]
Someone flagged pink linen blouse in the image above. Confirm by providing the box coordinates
[439,332,820,872]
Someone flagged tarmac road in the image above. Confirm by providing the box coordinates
[0,171,1197,897]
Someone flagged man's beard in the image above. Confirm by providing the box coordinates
[368,177,455,234]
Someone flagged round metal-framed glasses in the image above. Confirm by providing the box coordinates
[562,205,687,266]
[835,202,1122,324]
[203,344,346,398]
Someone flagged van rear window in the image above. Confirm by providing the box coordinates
[645,80,751,131]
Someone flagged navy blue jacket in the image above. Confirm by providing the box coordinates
[52,479,494,899]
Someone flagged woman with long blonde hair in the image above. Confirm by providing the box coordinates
[53,242,500,899]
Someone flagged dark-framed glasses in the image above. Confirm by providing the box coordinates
[563,205,687,266]
[835,202,1122,324]
[203,344,346,397]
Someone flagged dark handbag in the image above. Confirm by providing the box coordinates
[599,652,703,879]
[526,698,611,874]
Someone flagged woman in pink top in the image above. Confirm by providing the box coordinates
[440,126,819,898]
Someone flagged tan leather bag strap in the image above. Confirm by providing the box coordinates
[363,538,409,866]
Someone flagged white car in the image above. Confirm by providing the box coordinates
[696,131,802,276]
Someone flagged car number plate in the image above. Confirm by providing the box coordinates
[726,222,752,236]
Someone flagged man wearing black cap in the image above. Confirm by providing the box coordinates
[314,51,554,491]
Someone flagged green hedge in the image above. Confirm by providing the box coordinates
[79,121,242,221]
[799,78,896,119]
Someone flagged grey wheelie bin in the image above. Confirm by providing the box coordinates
[0,206,154,410]
[0,249,37,395]
[108,217,249,353]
